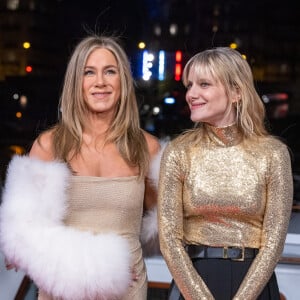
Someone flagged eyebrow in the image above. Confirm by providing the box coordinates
[84,64,118,69]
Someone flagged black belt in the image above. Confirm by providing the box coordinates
[186,245,258,261]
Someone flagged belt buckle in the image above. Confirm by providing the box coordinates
[222,246,229,259]
[231,247,245,261]
[222,247,245,261]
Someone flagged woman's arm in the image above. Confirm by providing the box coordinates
[29,130,55,161]
[2,130,55,272]
[140,132,161,255]
[158,142,214,300]
[234,142,293,300]
[143,131,161,210]
[0,156,131,300]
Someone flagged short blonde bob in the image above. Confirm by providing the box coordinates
[182,47,268,138]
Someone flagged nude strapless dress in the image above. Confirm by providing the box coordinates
[38,175,147,300]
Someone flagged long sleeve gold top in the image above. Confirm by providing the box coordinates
[158,124,293,300]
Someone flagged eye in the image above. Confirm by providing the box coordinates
[84,69,94,76]
[185,82,192,89]
[200,81,210,88]
[104,68,118,75]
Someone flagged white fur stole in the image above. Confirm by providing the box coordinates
[140,140,168,256]
[0,155,131,300]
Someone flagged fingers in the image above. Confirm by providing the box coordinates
[5,263,18,271]
[4,259,18,271]
[132,273,139,282]
[130,268,139,286]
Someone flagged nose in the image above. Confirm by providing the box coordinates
[186,86,198,102]
[95,72,106,86]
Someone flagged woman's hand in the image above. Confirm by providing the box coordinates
[5,258,18,271]
[130,267,139,286]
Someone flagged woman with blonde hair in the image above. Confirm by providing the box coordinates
[158,47,293,300]
[1,35,160,300]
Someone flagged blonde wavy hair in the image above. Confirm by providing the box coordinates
[51,35,149,176]
[182,47,268,139]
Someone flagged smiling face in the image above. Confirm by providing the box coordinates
[82,48,121,118]
[185,67,237,127]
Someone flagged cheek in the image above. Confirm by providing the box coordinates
[185,92,191,104]
[82,80,89,93]
[114,81,121,97]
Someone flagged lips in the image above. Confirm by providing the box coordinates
[190,102,206,110]
[91,91,111,99]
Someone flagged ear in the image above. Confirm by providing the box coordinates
[231,88,241,104]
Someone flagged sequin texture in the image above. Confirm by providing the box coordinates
[158,123,293,300]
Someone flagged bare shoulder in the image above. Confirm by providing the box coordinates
[29,129,55,161]
[143,130,161,157]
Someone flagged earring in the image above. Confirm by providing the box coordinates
[235,101,240,122]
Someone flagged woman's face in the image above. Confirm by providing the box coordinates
[82,48,121,117]
[185,67,238,127]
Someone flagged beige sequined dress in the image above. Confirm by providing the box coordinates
[158,123,293,300]
[39,175,147,300]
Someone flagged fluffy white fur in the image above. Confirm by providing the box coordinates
[140,140,168,256]
[147,139,168,190]
[140,206,161,256]
[0,155,131,300]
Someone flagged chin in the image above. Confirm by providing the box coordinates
[190,115,204,123]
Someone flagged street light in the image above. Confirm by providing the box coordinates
[23,42,31,49]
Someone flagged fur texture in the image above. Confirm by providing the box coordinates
[141,140,168,256]
[140,206,161,256]
[0,155,131,300]
[147,140,168,190]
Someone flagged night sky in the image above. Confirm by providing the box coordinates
[57,0,146,49]
[39,0,297,74]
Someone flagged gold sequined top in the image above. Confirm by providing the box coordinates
[158,123,293,300]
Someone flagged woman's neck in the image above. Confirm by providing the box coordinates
[204,122,242,146]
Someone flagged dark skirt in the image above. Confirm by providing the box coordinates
[168,258,280,300]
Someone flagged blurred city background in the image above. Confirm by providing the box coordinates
[0,1,300,299]
[1,0,300,196]
[1,0,299,200]
[1,0,300,174]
